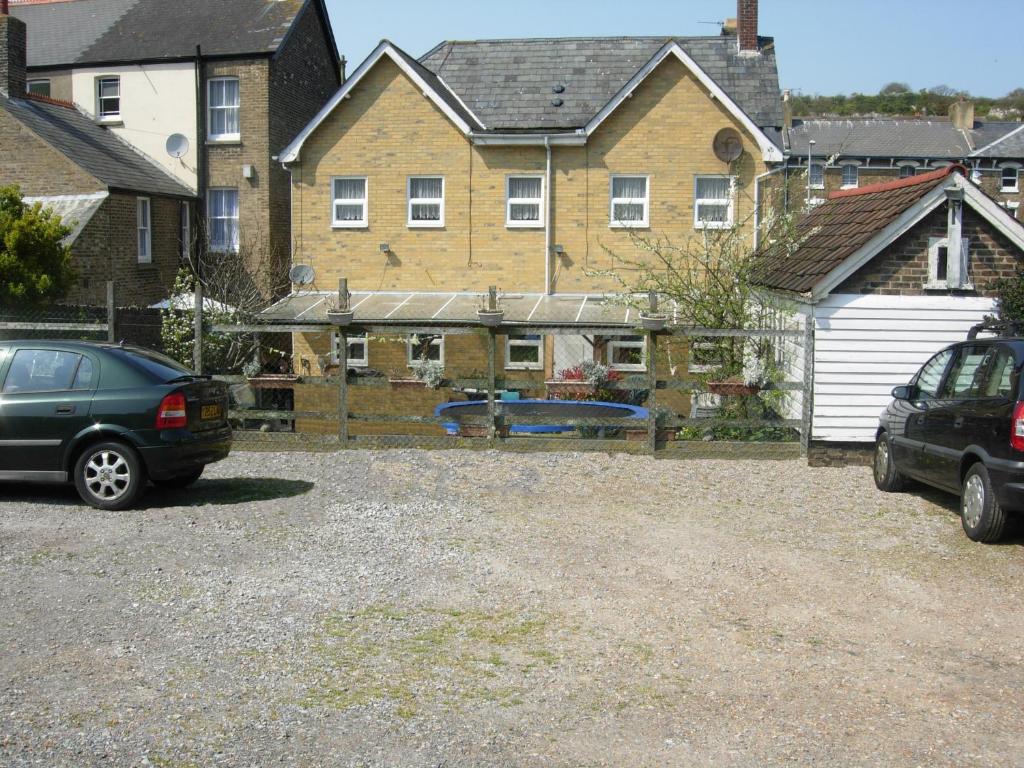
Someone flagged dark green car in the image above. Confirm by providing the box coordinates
[0,341,231,510]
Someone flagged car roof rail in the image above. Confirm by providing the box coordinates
[967,319,1024,340]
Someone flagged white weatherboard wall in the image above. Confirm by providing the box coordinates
[811,293,995,442]
[70,63,198,190]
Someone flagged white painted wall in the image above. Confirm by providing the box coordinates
[70,62,197,190]
[809,293,995,443]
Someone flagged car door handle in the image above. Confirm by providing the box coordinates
[953,416,964,429]
[55,405,75,415]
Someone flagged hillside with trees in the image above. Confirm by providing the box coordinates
[791,83,1024,120]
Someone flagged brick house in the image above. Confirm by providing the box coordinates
[753,167,1024,464]
[264,0,788,429]
[0,9,194,306]
[776,96,1023,220]
[9,0,342,295]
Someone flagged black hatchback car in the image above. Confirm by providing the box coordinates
[0,341,231,510]
[875,332,1024,542]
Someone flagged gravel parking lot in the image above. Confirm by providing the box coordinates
[2,448,1024,767]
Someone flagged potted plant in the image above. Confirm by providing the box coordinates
[477,286,504,326]
[546,360,623,401]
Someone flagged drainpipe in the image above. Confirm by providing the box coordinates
[753,165,786,250]
[544,136,552,294]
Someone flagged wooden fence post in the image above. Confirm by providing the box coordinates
[193,280,204,374]
[647,330,658,454]
[487,328,497,440]
[800,308,815,459]
[106,281,116,343]
[338,330,348,444]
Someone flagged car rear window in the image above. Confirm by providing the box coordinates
[2,349,85,393]
[115,347,194,382]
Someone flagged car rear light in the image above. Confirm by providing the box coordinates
[1012,402,1024,452]
[156,392,187,429]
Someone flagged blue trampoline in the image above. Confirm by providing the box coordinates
[435,399,648,435]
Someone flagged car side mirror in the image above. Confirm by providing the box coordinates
[891,385,913,401]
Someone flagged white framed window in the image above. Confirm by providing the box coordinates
[506,176,544,227]
[207,188,239,252]
[609,175,649,228]
[694,175,734,229]
[407,176,444,227]
[136,197,151,264]
[26,79,50,97]
[180,202,190,259]
[96,76,120,120]
[407,334,444,365]
[607,335,646,371]
[808,163,824,189]
[505,334,543,370]
[900,165,916,179]
[207,77,240,141]
[926,236,971,290]
[332,176,367,228]
[332,332,368,367]
[841,164,859,189]
[1001,166,1020,193]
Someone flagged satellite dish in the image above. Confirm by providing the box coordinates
[289,264,316,285]
[712,127,744,163]
[165,133,190,159]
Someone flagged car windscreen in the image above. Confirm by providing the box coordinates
[115,347,195,382]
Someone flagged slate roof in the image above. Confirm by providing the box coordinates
[418,36,782,132]
[1,93,195,197]
[972,124,1024,158]
[22,192,108,244]
[783,118,1023,159]
[752,166,958,294]
[12,0,318,68]
[387,41,481,131]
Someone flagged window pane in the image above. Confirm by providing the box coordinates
[936,246,948,282]
[99,79,118,98]
[900,166,915,179]
[509,177,542,199]
[72,357,95,390]
[941,348,989,398]
[411,203,440,221]
[612,345,643,366]
[697,203,729,223]
[335,203,363,221]
[613,203,645,222]
[27,80,50,97]
[509,344,540,364]
[410,177,442,198]
[334,178,365,200]
[3,350,81,393]
[510,203,539,221]
[696,177,730,199]
[223,79,239,107]
[809,164,824,185]
[612,177,646,198]
[915,350,952,398]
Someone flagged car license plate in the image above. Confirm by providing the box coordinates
[201,404,221,420]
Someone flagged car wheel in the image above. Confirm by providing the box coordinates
[73,441,147,511]
[152,467,204,489]
[873,433,906,492]
[960,463,1008,543]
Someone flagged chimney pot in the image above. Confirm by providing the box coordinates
[0,11,26,97]
[737,0,759,53]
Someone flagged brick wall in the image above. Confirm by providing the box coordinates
[835,206,1021,296]
[290,54,769,295]
[807,441,873,467]
[0,105,102,193]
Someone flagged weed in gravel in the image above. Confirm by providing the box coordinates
[300,603,557,717]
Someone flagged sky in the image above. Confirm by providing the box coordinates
[323,0,1024,99]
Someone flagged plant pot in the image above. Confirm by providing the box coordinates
[545,380,595,400]
[389,378,428,390]
[326,309,355,326]
[246,374,301,390]
[639,313,668,331]
[706,381,761,397]
[477,309,504,327]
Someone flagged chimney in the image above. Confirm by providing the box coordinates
[737,0,759,54]
[782,89,793,130]
[0,3,26,98]
[949,99,975,131]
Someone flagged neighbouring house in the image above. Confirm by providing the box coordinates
[262,0,789,431]
[0,8,194,306]
[753,166,1024,465]
[776,95,1023,219]
[9,0,342,295]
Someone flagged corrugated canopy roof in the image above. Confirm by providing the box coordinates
[259,291,654,329]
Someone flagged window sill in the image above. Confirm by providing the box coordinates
[506,222,545,229]
[840,184,858,190]
[207,137,242,146]
[96,118,123,127]
[924,282,974,291]
[407,222,445,229]
[609,223,650,230]
[1001,187,1020,194]
[694,222,734,230]
[332,223,367,229]
[505,365,543,371]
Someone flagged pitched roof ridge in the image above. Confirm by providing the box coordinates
[430,34,717,46]
[971,122,1024,157]
[23,92,75,110]
[828,164,964,200]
